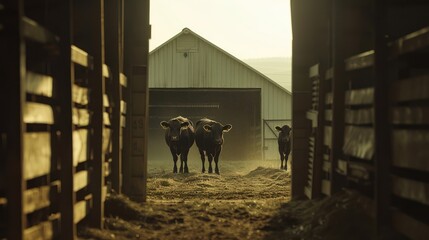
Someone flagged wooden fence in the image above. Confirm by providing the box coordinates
[0,0,149,239]
[293,1,429,238]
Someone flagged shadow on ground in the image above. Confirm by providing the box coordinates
[79,163,377,240]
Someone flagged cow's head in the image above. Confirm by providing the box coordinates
[160,119,190,142]
[203,122,232,145]
[276,125,292,142]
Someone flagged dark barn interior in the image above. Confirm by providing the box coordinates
[148,88,261,162]
[1,0,429,239]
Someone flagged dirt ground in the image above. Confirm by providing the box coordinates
[80,160,376,240]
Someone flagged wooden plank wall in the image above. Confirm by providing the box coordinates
[293,0,429,239]
[0,0,147,239]
[387,16,429,239]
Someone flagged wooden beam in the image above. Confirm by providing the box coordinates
[392,130,429,172]
[46,0,76,238]
[25,72,53,97]
[71,45,93,69]
[72,129,89,166]
[86,0,105,229]
[374,0,392,236]
[24,221,53,240]
[23,186,50,214]
[23,102,54,124]
[74,170,89,192]
[330,0,347,194]
[0,1,25,239]
[74,197,91,224]
[123,0,150,201]
[23,133,51,179]
[22,17,59,44]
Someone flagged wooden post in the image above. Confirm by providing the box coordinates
[290,0,313,199]
[0,1,25,239]
[291,0,332,199]
[330,0,347,193]
[48,0,76,238]
[373,0,391,236]
[105,0,122,194]
[87,0,105,228]
[123,0,150,201]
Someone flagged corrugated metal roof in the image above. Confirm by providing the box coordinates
[150,28,291,95]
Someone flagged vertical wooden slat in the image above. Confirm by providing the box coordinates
[47,1,76,238]
[291,0,331,199]
[123,0,150,201]
[1,1,25,239]
[290,0,314,199]
[88,0,105,228]
[330,0,347,193]
[373,0,391,236]
[105,0,122,194]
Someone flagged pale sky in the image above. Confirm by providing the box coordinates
[149,0,292,59]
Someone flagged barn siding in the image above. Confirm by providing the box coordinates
[149,29,292,121]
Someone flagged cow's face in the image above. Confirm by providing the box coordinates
[276,125,292,142]
[203,123,232,145]
[160,120,190,142]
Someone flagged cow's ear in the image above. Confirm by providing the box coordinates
[223,124,232,132]
[181,122,190,128]
[275,126,282,131]
[203,124,212,132]
[160,121,169,129]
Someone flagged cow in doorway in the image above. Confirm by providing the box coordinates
[276,125,292,170]
[160,116,195,173]
[195,118,232,174]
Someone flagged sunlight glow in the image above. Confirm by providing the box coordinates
[150,0,292,59]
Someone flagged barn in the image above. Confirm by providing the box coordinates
[147,28,292,162]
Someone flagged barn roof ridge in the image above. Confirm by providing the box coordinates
[149,27,291,95]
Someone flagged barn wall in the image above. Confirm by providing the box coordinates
[148,31,292,121]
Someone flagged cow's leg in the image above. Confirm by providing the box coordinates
[199,150,206,173]
[214,150,221,175]
[170,148,178,173]
[208,153,213,174]
[181,148,190,173]
[284,151,291,170]
[179,158,184,173]
[280,151,285,169]
[284,154,288,171]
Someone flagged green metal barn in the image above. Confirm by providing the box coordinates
[148,28,292,162]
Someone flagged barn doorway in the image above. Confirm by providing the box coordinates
[148,88,262,167]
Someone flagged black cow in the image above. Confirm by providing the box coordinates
[275,125,292,170]
[160,116,195,173]
[195,118,232,174]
